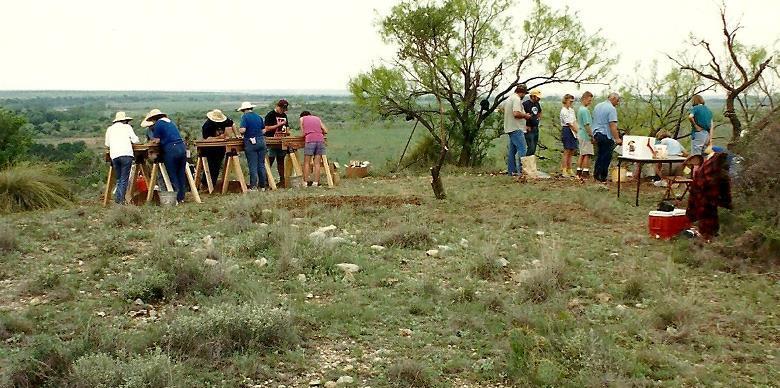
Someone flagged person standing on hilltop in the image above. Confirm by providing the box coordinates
[299,111,329,187]
[200,109,234,187]
[104,111,139,204]
[264,99,290,187]
[523,89,543,156]
[501,84,531,178]
[237,101,268,191]
[688,94,713,155]
[576,91,595,179]
[145,109,188,203]
[591,93,623,182]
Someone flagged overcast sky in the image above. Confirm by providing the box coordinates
[1,0,777,93]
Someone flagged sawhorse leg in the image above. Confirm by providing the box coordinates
[265,156,277,190]
[321,155,334,188]
[103,164,115,206]
[185,162,202,203]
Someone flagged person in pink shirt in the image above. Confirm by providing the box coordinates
[299,111,329,187]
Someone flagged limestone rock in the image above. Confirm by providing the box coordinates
[204,259,218,266]
[496,258,509,267]
[254,257,268,267]
[335,263,361,273]
[425,249,440,257]
[336,376,354,385]
[370,245,386,251]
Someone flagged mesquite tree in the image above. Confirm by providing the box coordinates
[349,0,614,198]
[670,7,774,143]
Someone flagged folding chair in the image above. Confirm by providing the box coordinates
[663,155,703,201]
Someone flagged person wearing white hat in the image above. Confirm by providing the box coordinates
[104,112,139,204]
[237,102,268,190]
[145,109,189,203]
[201,109,234,186]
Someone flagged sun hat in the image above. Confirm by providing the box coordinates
[236,101,256,111]
[515,83,528,93]
[112,111,133,123]
[144,108,166,122]
[530,89,542,98]
[206,109,227,123]
[140,120,153,128]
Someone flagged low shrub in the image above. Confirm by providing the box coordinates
[621,276,645,303]
[166,304,298,360]
[0,163,73,212]
[386,359,434,387]
[69,350,183,388]
[0,312,34,340]
[0,224,18,253]
[376,226,434,249]
[519,259,566,303]
[121,269,170,302]
[104,205,143,227]
[2,334,72,387]
[24,268,63,295]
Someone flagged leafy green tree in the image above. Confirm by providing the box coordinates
[0,108,32,167]
[350,0,615,167]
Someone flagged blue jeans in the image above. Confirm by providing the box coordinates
[111,156,133,204]
[594,133,615,182]
[507,130,527,176]
[691,130,709,155]
[244,138,268,189]
[163,141,188,202]
[524,127,539,156]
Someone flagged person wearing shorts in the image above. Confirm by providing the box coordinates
[299,111,329,187]
[688,94,713,155]
[576,91,594,179]
[559,94,579,177]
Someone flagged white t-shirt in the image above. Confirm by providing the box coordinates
[559,106,576,127]
[503,93,526,134]
[105,122,139,160]
[659,137,684,156]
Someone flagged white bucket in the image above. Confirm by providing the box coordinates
[158,191,177,206]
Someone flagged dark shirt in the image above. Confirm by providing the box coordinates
[522,99,542,128]
[202,118,234,139]
[264,110,288,138]
[151,118,183,147]
[239,112,265,138]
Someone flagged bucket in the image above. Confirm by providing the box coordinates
[158,191,177,206]
[610,166,628,182]
[287,175,303,188]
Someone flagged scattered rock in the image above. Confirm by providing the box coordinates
[316,225,338,234]
[634,303,645,309]
[297,274,307,283]
[531,259,541,266]
[399,328,413,337]
[496,258,509,267]
[609,252,620,257]
[308,231,327,241]
[335,263,360,273]
[459,238,469,248]
[437,244,453,252]
[324,382,337,388]
[425,249,440,257]
[567,298,582,309]
[306,293,314,299]
[78,260,84,266]
[309,380,321,386]
[134,298,144,306]
[254,257,268,267]
[42,246,51,253]
[616,304,628,311]
[596,292,612,303]
[342,365,354,372]
[370,245,386,251]
[262,209,273,215]
[258,222,269,228]
[96,311,106,317]
[192,305,199,311]
[336,376,354,385]
[203,235,214,249]
[204,259,219,266]
[326,236,348,246]
[535,231,545,236]
[29,297,43,306]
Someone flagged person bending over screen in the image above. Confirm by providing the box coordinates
[105,111,139,204]
[299,111,329,187]
[201,109,234,187]
[145,109,188,204]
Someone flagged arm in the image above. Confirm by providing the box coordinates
[609,122,621,144]
[104,129,110,148]
[585,124,593,138]
[688,114,703,131]
[321,122,329,135]
[129,128,139,144]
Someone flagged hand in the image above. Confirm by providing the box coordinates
[615,138,623,145]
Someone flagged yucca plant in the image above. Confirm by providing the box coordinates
[0,163,73,213]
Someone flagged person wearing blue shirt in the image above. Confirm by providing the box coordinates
[237,101,268,190]
[145,109,189,203]
[591,93,623,182]
[688,94,713,155]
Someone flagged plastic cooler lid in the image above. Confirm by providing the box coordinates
[648,209,687,217]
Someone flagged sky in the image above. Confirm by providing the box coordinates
[1,0,777,93]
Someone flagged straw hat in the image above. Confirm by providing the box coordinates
[144,108,166,122]
[530,89,542,98]
[112,111,133,123]
[206,109,227,123]
[236,101,256,111]
[140,120,153,128]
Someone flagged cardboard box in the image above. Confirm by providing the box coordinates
[622,135,656,159]
[345,166,369,179]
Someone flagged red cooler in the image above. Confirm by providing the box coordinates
[648,209,690,239]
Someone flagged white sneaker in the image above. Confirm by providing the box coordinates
[653,180,668,187]
[312,182,319,187]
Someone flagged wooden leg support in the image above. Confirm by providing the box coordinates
[232,155,248,193]
[202,157,214,193]
[103,164,115,206]
[185,162,202,204]
[146,164,158,203]
[159,163,173,191]
[321,155,334,188]
[264,156,277,190]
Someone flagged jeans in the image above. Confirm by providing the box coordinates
[594,133,615,182]
[691,130,709,155]
[162,141,188,202]
[202,150,225,187]
[244,138,268,189]
[111,156,134,204]
[507,130,527,176]
[524,127,539,156]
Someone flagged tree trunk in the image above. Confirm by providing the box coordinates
[725,96,742,145]
[430,145,448,200]
[457,138,473,166]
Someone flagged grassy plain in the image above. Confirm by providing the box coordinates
[1,174,777,387]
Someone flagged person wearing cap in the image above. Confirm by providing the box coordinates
[591,93,623,182]
[264,99,290,187]
[688,94,713,155]
[145,109,188,203]
[237,102,268,190]
[576,91,595,179]
[522,89,543,156]
[201,109,234,187]
[104,112,139,204]
[500,84,532,177]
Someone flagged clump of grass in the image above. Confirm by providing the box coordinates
[104,205,143,227]
[519,259,566,303]
[386,359,434,387]
[376,226,434,249]
[166,304,298,360]
[0,163,73,212]
[653,298,697,342]
[451,285,477,304]
[4,334,72,387]
[483,293,505,313]
[0,223,18,253]
[471,256,504,280]
[622,276,645,303]
[24,268,63,295]
[121,268,170,301]
[0,312,34,339]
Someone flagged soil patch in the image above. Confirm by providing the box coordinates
[280,195,422,209]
